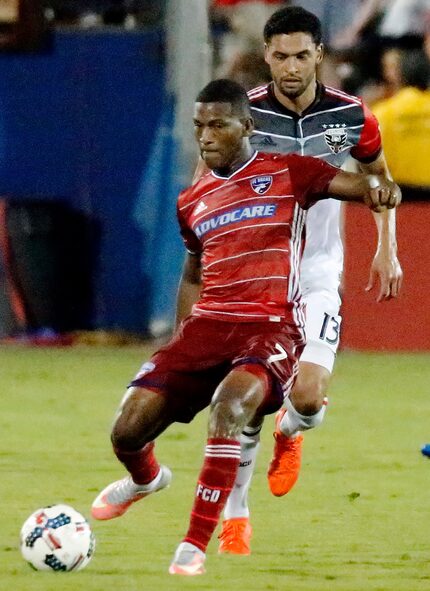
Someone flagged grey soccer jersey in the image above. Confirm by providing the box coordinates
[248,82,382,294]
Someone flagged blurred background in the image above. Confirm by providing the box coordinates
[0,0,428,349]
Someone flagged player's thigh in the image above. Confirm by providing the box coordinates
[301,290,342,374]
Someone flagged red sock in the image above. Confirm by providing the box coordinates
[184,437,241,552]
[114,442,160,485]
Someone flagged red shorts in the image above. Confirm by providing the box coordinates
[130,316,305,423]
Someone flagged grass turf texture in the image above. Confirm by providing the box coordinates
[1,345,430,591]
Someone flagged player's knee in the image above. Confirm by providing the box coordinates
[209,395,246,438]
[111,414,145,451]
[291,372,328,416]
[208,370,264,438]
[110,393,154,451]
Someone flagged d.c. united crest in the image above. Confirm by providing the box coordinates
[323,124,348,154]
[251,175,273,194]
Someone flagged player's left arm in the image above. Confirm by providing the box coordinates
[351,102,403,301]
[358,150,403,302]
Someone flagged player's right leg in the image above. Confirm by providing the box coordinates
[92,386,173,520]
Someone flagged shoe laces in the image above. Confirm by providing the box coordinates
[273,434,302,468]
[173,542,205,566]
[219,520,249,544]
[106,476,139,505]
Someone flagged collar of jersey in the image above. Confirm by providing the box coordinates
[211,150,259,180]
[267,81,324,118]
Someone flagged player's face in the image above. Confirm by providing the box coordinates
[193,102,252,170]
[265,32,323,99]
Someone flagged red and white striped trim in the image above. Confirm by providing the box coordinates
[325,86,361,106]
[205,248,290,269]
[192,307,281,320]
[203,221,291,246]
[205,443,241,459]
[205,275,289,291]
[247,84,269,101]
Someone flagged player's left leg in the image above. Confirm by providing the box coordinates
[268,290,341,496]
[169,365,268,576]
[268,359,330,496]
[218,419,262,555]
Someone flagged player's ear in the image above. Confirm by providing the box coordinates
[316,43,324,65]
[264,43,270,64]
[242,116,254,137]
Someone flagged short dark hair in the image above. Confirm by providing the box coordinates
[400,49,430,90]
[196,79,251,116]
[264,6,322,45]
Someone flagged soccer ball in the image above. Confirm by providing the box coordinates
[19,504,95,572]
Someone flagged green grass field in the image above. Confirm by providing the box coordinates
[1,345,430,591]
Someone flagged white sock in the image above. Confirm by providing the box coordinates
[223,427,260,520]
[279,397,327,438]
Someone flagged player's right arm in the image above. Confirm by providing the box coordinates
[175,252,202,329]
[287,153,401,211]
[326,171,401,211]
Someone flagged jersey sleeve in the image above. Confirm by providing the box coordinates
[350,103,382,163]
[286,154,341,208]
[176,201,202,255]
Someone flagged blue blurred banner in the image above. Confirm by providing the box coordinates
[0,29,184,334]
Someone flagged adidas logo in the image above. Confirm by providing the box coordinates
[194,201,208,215]
[261,136,276,146]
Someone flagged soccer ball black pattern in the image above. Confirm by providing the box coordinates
[20,504,95,572]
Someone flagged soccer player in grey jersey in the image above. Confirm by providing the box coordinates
[218,6,403,556]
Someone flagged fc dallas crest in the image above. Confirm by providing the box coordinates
[251,175,273,194]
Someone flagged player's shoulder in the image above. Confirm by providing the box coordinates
[177,173,217,209]
[254,151,293,166]
[322,84,364,108]
[247,84,270,105]
[254,151,316,173]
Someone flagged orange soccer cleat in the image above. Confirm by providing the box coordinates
[218,517,252,555]
[267,409,303,497]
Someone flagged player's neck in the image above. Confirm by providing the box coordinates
[273,79,317,115]
[214,146,256,177]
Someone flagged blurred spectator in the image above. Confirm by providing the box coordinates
[222,50,271,90]
[372,48,430,192]
[211,0,285,81]
[357,44,403,106]
[331,0,428,96]
[290,0,362,48]
[45,0,164,28]
[333,0,430,49]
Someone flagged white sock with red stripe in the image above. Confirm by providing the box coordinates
[183,438,241,552]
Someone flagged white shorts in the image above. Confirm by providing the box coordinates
[300,290,342,373]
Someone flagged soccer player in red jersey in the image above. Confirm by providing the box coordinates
[91,79,400,575]
[212,6,404,556]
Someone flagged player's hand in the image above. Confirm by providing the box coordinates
[363,176,402,212]
[366,247,403,302]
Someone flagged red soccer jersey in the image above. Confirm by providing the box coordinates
[177,151,339,327]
